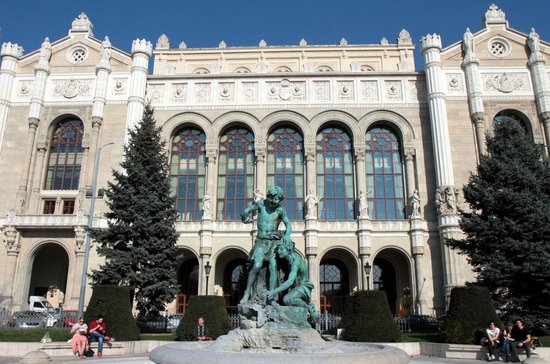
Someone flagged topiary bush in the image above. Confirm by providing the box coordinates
[176,296,231,341]
[339,290,400,342]
[84,285,141,341]
[440,286,500,344]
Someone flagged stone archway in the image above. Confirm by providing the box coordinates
[28,243,69,307]
[319,248,358,315]
[372,248,412,315]
[214,247,248,313]
[175,248,199,314]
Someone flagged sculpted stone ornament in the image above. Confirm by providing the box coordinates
[357,190,369,218]
[409,190,421,218]
[201,193,213,220]
[435,186,460,214]
[462,28,475,60]
[239,186,319,330]
[304,190,319,219]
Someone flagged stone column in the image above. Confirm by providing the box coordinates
[404,149,416,199]
[304,146,316,194]
[527,28,550,157]
[125,39,152,145]
[421,34,463,302]
[354,148,367,196]
[255,147,266,193]
[17,38,52,212]
[461,28,486,157]
[303,145,319,307]
[30,144,48,213]
[0,42,23,152]
[68,226,86,309]
[1,226,20,309]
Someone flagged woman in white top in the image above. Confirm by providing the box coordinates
[485,321,501,361]
[70,318,89,358]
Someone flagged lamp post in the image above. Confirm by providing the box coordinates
[204,261,212,295]
[77,142,114,318]
[364,262,372,291]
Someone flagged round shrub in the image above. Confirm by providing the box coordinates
[440,286,500,344]
[339,290,400,342]
[84,285,141,341]
[176,295,231,341]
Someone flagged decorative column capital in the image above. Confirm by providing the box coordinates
[2,225,20,255]
[91,116,103,129]
[28,117,40,129]
[404,147,416,160]
[206,149,218,163]
[74,226,87,253]
[305,147,316,161]
[354,148,366,162]
[1,42,24,59]
[471,112,485,124]
[131,39,153,57]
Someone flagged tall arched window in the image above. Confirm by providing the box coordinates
[267,126,304,220]
[217,127,254,220]
[170,127,206,221]
[493,110,530,135]
[366,126,405,219]
[316,126,354,220]
[45,119,84,190]
[319,259,349,314]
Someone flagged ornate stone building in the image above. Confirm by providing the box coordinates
[1,5,548,316]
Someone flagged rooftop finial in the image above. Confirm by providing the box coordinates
[485,4,506,25]
[156,34,170,50]
[299,38,307,46]
[70,12,93,35]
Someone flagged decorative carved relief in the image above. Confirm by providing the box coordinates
[361,81,378,101]
[52,79,92,99]
[446,74,464,93]
[242,82,258,102]
[435,186,460,215]
[385,81,402,100]
[410,80,427,102]
[483,73,528,93]
[112,79,127,95]
[172,83,188,103]
[18,81,33,98]
[195,83,211,103]
[266,79,305,101]
[219,82,235,103]
[337,81,354,100]
[314,81,330,101]
[147,84,165,104]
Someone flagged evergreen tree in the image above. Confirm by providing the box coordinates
[448,118,550,324]
[91,104,181,318]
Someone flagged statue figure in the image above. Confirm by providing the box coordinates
[201,193,212,220]
[263,240,319,322]
[304,190,319,219]
[240,186,291,304]
[528,28,541,55]
[409,190,421,218]
[100,36,112,61]
[357,190,369,218]
[37,37,52,69]
[463,28,474,58]
[435,186,459,214]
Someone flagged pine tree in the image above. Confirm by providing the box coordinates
[91,104,181,318]
[448,118,550,324]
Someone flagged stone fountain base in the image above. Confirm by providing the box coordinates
[149,323,409,364]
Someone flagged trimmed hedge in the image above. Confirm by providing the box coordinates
[176,296,231,341]
[339,290,400,342]
[440,286,500,344]
[84,285,141,341]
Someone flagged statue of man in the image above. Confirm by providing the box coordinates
[304,190,319,219]
[240,186,291,304]
[201,193,212,220]
[409,190,421,218]
[357,190,369,218]
[263,240,319,322]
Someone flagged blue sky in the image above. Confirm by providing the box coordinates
[1,0,549,70]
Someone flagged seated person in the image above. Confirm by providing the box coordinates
[501,322,514,363]
[484,321,500,362]
[193,317,211,341]
[88,315,108,357]
[70,317,89,358]
[510,319,531,360]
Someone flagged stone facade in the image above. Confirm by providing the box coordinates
[0,5,548,316]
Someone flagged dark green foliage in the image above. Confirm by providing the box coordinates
[175,296,231,341]
[91,105,181,318]
[339,290,400,342]
[448,118,550,325]
[84,285,140,341]
[440,286,500,344]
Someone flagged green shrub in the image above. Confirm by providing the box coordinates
[176,296,231,341]
[339,290,400,342]
[440,286,500,344]
[84,285,141,341]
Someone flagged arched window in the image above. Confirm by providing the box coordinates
[493,110,530,134]
[44,119,84,190]
[267,127,304,220]
[170,127,206,221]
[217,127,255,220]
[316,126,354,220]
[319,259,349,314]
[366,126,405,219]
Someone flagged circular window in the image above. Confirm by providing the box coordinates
[67,46,88,64]
[488,38,511,58]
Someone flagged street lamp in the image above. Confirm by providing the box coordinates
[364,262,372,291]
[204,261,212,295]
[77,142,115,318]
